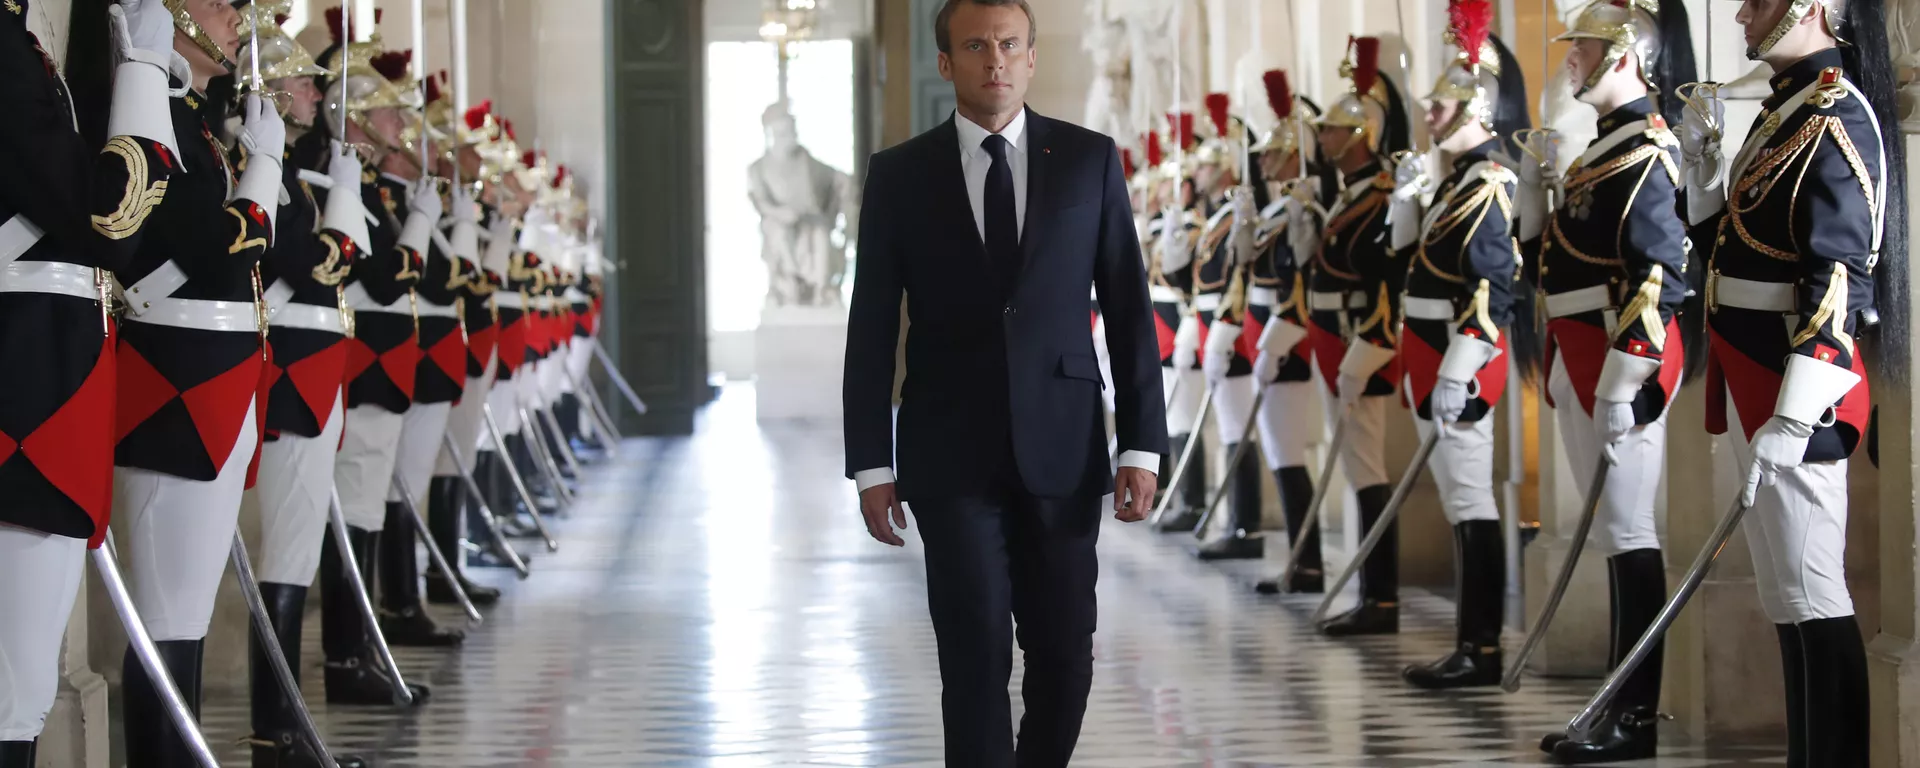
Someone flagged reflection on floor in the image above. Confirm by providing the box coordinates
[198,386,1787,766]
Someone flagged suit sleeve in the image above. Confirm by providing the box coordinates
[1612,150,1689,357]
[1093,138,1169,456]
[1785,108,1879,371]
[841,152,903,479]
[1454,171,1519,341]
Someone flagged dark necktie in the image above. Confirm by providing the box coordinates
[981,134,1019,288]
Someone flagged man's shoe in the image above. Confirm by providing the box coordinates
[1551,707,1659,763]
[426,571,501,606]
[1319,600,1398,636]
[1403,642,1503,689]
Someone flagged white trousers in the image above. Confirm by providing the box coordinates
[117,399,256,641]
[1333,395,1391,489]
[564,337,592,396]
[387,401,453,511]
[1211,374,1258,447]
[489,374,524,434]
[0,524,84,740]
[334,405,406,531]
[1164,367,1205,435]
[437,354,498,477]
[1411,409,1501,524]
[1730,385,1854,623]
[1548,356,1666,555]
[1256,380,1317,470]
[255,390,345,586]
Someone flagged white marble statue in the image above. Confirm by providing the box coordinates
[1124,0,1206,140]
[1082,0,1134,144]
[748,102,858,309]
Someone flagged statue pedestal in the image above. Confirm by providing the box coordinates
[755,306,847,423]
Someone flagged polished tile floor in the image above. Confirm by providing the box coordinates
[198,386,1788,766]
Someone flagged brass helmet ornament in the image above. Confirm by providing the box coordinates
[317,7,418,145]
[1251,70,1304,157]
[236,1,330,84]
[1754,0,1849,58]
[1314,37,1412,160]
[1554,0,1698,126]
[1194,92,1245,174]
[162,0,234,70]
[1162,111,1199,180]
[1427,0,1530,145]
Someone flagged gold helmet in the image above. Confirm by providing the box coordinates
[1555,0,1666,94]
[1251,70,1304,156]
[1159,111,1199,180]
[1193,93,1245,174]
[1314,37,1408,158]
[319,7,418,127]
[1754,0,1849,58]
[236,0,330,84]
[1425,0,1526,144]
[162,0,234,70]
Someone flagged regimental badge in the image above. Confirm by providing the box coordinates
[6,1,22,15]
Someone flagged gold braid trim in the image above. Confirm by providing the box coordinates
[1452,278,1501,344]
[1790,261,1856,357]
[1729,115,1836,262]
[312,234,347,286]
[227,207,268,254]
[93,137,168,240]
[1612,268,1668,350]
[1352,281,1397,345]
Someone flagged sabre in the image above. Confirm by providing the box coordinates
[326,490,415,706]
[229,534,333,764]
[1256,402,1351,594]
[93,535,221,768]
[391,476,484,623]
[590,341,650,417]
[439,433,533,577]
[246,1,263,95]
[411,0,429,175]
[1502,454,1612,692]
[519,404,576,507]
[1191,385,1269,537]
[336,0,350,145]
[539,405,586,478]
[483,403,561,551]
[570,364,625,452]
[1566,493,1751,739]
[1146,383,1215,527]
[1311,426,1442,623]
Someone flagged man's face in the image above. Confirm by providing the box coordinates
[277,76,322,127]
[936,4,1035,118]
[1260,149,1299,182]
[178,0,240,77]
[1424,99,1462,139]
[1736,0,1799,58]
[367,106,407,148]
[1564,39,1609,94]
[1317,126,1357,162]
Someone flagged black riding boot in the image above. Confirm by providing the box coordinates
[0,741,33,768]
[426,476,500,605]
[1196,443,1264,559]
[1320,484,1398,636]
[322,526,429,706]
[123,639,203,768]
[378,503,465,647]
[1276,465,1321,591]
[1404,520,1504,688]
[1155,433,1205,532]
[1799,617,1870,768]
[1551,548,1665,762]
[249,583,369,768]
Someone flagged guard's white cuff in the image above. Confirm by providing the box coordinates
[1337,338,1396,380]
[1204,319,1242,355]
[234,162,281,233]
[1687,182,1726,225]
[1160,236,1193,273]
[1258,319,1309,355]
[1437,335,1498,383]
[399,210,435,255]
[1389,197,1421,251]
[452,219,481,263]
[107,60,179,159]
[1172,313,1201,349]
[323,182,372,252]
[1117,450,1158,475]
[1774,353,1862,427]
[853,467,895,493]
[1594,347,1662,404]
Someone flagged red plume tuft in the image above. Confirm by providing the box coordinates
[373,9,382,24]
[465,100,494,130]
[1204,93,1231,138]
[1448,0,1494,68]
[1262,70,1292,121]
[1350,37,1381,96]
[1145,131,1163,167]
[1166,112,1196,150]
[275,13,289,26]
[522,150,538,168]
[553,165,569,188]
[324,6,344,43]
[424,72,441,104]
[1120,148,1136,178]
[502,119,517,141]
[369,50,412,82]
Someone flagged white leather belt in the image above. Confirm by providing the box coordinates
[563,287,587,302]
[416,299,458,318]
[1401,296,1455,321]
[1712,274,1796,312]
[343,282,412,315]
[125,298,258,332]
[1309,290,1363,312]
[263,279,296,314]
[495,291,525,309]
[1247,286,1278,306]
[0,214,46,266]
[1194,293,1222,312]
[1149,285,1182,303]
[533,296,554,311]
[1546,285,1612,318]
[272,303,343,333]
[124,260,190,317]
[0,260,97,300]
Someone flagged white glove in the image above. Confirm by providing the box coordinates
[452,185,477,223]
[1172,313,1201,370]
[1158,206,1193,273]
[1231,209,1258,267]
[1430,378,1469,425]
[1389,196,1421,251]
[112,0,175,63]
[1202,319,1241,384]
[408,179,444,221]
[1391,153,1432,201]
[1336,373,1367,410]
[321,143,370,251]
[239,94,286,169]
[327,141,363,191]
[1503,135,1556,242]
[1742,416,1814,507]
[1598,398,1635,464]
[1284,193,1319,261]
[1253,351,1282,384]
[397,179,443,255]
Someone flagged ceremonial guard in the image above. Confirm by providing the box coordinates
[112,0,285,758]
[1151,114,1210,530]
[1682,0,1899,761]
[1391,8,1529,688]
[1307,37,1412,635]
[1524,0,1694,759]
[236,5,375,764]
[0,0,176,761]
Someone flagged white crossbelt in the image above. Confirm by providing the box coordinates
[415,298,458,318]
[1401,295,1454,321]
[1545,284,1612,318]
[262,278,296,316]
[271,302,343,333]
[1247,286,1278,306]
[1149,285,1183,303]
[343,282,413,315]
[1,259,97,301]
[1193,293,1222,312]
[1712,274,1796,312]
[494,291,526,310]
[1309,290,1364,312]
[123,259,258,332]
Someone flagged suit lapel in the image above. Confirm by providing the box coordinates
[1016,108,1051,286]
[930,118,988,262]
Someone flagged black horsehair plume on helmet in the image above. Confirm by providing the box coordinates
[1649,0,1698,129]
[1377,76,1413,157]
[1489,34,1530,153]
[1838,0,1909,381]
[1488,34,1544,385]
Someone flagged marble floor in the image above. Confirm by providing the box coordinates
[196,386,1788,767]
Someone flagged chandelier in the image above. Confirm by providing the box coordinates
[759,0,818,45]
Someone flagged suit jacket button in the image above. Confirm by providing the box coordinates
[1004,306,1014,316]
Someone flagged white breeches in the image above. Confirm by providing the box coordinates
[1548,357,1666,555]
[489,373,524,434]
[1211,375,1258,447]
[1256,380,1317,470]
[565,337,592,395]
[334,405,406,531]
[536,356,564,408]
[1164,367,1205,435]
[387,401,452,510]
[436,355,497,477]
[1729,385,1854,624]
[1092,317,1116,414]
[0,524,84,740]
[1411,409,1501,525]
[1334,395,1391,489]
[117,399,256,641]
[255,391,345,586]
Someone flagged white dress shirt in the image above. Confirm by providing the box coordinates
[853,111,1158,493]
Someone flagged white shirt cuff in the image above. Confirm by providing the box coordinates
[853,467,896,492]
[1117,450,1159,475]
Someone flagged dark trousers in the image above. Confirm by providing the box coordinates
[912,485,1101,768]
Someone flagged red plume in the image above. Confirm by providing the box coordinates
[1145,131,1163,167]
[424,73,442,104]
[1203,93,1230,138]
[1262,70,1293,121]
[1120,148,1136,178]
[324,6,344,43]
[1351,37,1381,96]
[370,50,412,82]
[465,100,494,131]
[275,13,290,26]
[1448,0,1494,68]
[553,165,569,188]
[522,150,537,168]
[1166,112,1196,150]
[502,119,517,141]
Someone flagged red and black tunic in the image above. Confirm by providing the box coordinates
[400,185,469,406]
[1306,160,1398,396]
[260,150,355,440]
[342,173,423,414]
[1251,196,1313,384]
[1191,197,1259,378]
[1398,140,1517,422]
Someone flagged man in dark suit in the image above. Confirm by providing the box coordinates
[841,0,1168,764]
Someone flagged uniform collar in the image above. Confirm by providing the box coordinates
[1452,138,1502,172]
[1594,97,1655,137]
[1766,48,1846,109]
[1343,157,1383,186]
[955,108,1027,157]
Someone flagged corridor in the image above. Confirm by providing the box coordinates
[199,387,1788,767]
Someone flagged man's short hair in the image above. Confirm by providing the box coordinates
[934,0,1036,55]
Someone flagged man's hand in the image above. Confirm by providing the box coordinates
[1113,466,1158,522]
[859,483,907,546]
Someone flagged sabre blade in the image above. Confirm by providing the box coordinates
[230,535,334,763]
[1147,383,1215,527]
[440,433,532,578]
[1192,386,1269,538]
[520,405,575,507]
[327,490,415,706]
[392,476,484,623]
[1265,404,1351,593]
[1502,454,1611,692]
[1311,426,1442,624]
[92,537,222,768]
[484,404,561,551]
